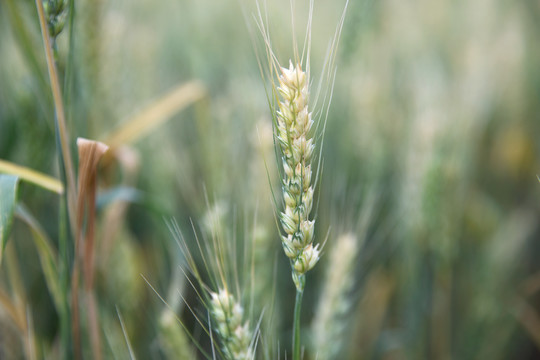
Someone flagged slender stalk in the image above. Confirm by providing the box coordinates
[36,2,79,357]
[293,284,304,360]
[35,0,77,227]
[58,199,72,358]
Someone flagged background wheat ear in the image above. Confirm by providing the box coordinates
[165,201,262,360]
[209,288,256,360]
[312,232,357,360]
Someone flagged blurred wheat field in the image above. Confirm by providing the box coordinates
[1,0,540,359]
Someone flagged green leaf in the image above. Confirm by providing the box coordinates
[0,174,20,262]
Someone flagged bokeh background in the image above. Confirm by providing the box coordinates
[1,0,540,358]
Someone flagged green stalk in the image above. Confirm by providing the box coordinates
[36,0,77,357]
[35,0,77,227]
[293,281,304,360]
[58,192,73,359]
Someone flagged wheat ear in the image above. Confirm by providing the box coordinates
[209,289,254,360]
[312,233,357,359]
[274,60,319,360]
[277,61,319,292]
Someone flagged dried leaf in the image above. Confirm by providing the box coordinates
[73,137,109,360]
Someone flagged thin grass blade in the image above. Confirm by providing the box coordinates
[0,159,63,194]
[103,81,206,150]
[16,204,62,312]
[0,174,20,262]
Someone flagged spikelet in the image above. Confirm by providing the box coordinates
[42,0,68,39]
[276,61,319,291]
[209,289,254,360]
[312,233,357,359]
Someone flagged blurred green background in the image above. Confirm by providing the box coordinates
[1,0,540,358]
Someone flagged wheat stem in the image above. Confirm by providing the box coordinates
[293,283,304,360]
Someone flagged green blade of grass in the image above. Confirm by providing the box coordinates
[0,174,20,263]
[15,204,62,312]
